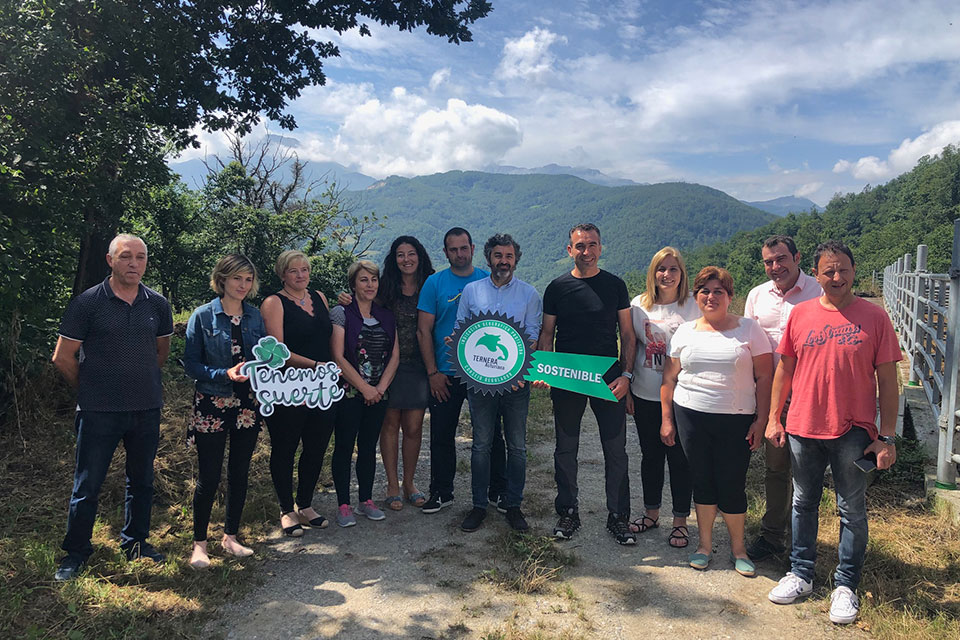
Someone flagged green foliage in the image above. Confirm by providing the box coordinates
[352,173,776,290]
[685,144,960,293]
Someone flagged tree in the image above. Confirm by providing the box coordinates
[0,0,490,422]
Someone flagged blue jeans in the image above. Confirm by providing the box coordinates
[468,386,530,509]
[62,409,161,561]
[788,426,872,590]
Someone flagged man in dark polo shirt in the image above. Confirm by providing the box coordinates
[537,223,637,545]
[51,234,173,581]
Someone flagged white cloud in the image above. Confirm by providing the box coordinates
[795,182,824,199]
[497,28,567,81]
[429,68,451,91]
[833,120,960,180]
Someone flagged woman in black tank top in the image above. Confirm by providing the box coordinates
[260,250,336,536]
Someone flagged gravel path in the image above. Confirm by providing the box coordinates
[206,405,859,640]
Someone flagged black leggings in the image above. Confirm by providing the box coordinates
[632,395,692,517]
[673,403,752,514]
[193,426,260,540]
[267,404,335,514]
[333,395,388,505]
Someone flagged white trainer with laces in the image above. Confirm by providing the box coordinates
[768,572,814,604]
[829,586,860,624]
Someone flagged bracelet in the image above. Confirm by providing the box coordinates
[428,370,440,377]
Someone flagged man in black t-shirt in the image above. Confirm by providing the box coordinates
[537,223,638,545]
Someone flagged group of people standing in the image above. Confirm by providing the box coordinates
[51,224,900,626]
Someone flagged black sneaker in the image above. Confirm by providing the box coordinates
[504,507,529,532]
[553,508,581,540]
[123,541,166,563]
[421,494,454,514]
[746,535,786,561]
[606,513,637,545]
[461,507,487,532]
[54,555,85,581]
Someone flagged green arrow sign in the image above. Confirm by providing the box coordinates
[523,351,618,401]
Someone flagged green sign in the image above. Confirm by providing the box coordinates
[449,312,533,396]
[524,351,618,401]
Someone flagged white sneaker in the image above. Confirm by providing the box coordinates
[829,586,860,624]
[768,572,814,604]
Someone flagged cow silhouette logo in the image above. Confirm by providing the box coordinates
[449,311,532,396]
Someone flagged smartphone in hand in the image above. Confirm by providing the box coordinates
[854,452,877,473]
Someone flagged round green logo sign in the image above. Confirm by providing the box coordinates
[448,312,532,395]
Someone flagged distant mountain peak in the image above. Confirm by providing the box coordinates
[482,163,638,187]
[743,196,820,216]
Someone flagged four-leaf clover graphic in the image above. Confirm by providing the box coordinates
[252,337,290,369]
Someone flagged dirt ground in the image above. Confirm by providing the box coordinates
[206,407,860,640]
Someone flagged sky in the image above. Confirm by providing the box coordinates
[172,0,960,206]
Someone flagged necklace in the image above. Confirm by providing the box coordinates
[283,287,307,306]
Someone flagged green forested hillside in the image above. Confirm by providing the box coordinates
[681,145,960,296]
[349,172,776,290]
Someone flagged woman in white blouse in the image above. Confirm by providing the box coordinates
[627,247,700,548]
[661,266,773,577]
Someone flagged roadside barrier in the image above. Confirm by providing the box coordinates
[883,218,960,489]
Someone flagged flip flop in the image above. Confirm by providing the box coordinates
[384,495,404,511]
[405,492,426,507]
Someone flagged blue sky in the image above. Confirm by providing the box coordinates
[174,0,960,206]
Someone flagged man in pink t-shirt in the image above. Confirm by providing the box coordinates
[764,241,900,625]
[744,235,822,562]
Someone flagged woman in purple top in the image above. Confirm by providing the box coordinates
[330,260,400,527]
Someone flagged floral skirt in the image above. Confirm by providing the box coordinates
[187,385,263,446]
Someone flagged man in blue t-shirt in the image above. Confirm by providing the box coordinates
[417,227,507,513]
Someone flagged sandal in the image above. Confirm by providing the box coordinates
[296,508,329,528]
[668,525,690,548]
[385,495,404,511]
[280,511,303,537]
[405,491,426,507]
[630,514,659,534]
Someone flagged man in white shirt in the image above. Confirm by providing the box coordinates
[744,235,822,562]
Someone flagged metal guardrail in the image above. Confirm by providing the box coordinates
[883,219,960,489]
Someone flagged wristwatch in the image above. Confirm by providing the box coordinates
[877,434,895,445]
[621,371,633,381]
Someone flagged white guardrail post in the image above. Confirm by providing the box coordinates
[937,219,960,489]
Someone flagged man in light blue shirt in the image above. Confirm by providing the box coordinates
[417,228,507,514]
[455,233,542,532]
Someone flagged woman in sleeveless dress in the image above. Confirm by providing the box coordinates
[260,250,335,536]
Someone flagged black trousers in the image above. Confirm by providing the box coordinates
[193,426,260,540]
[632,395,692,518]
[427,375,506,500]
[673,403,753,514]
[333,395,389,505]
[267,404,335,514]
[552,387,630,516]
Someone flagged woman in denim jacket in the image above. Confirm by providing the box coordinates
[183,254,266,569]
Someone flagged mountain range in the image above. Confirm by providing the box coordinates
[347,171,776,290]
[743,196,819,216]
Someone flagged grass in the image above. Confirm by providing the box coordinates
[481,531,576,594]
[3,343,958,638]
[0,336,325,639]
